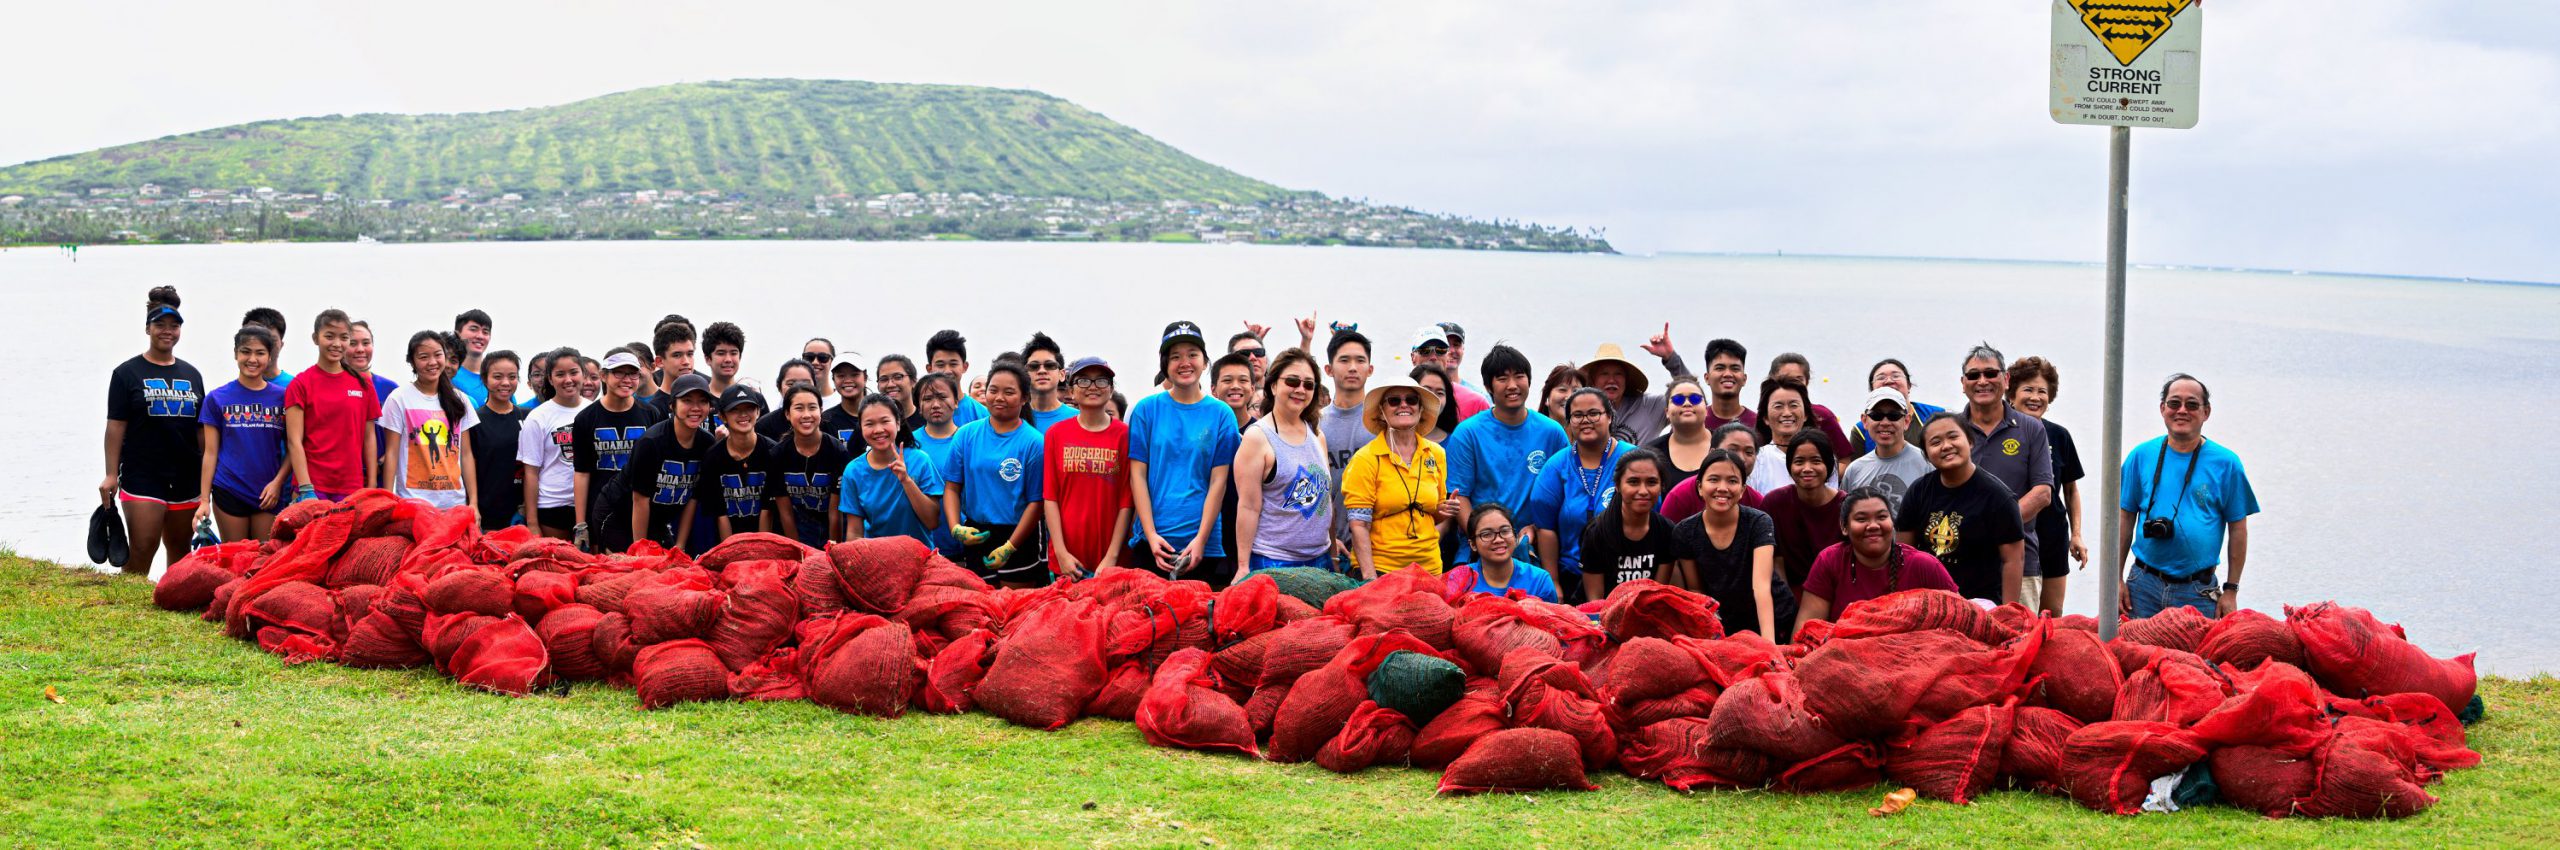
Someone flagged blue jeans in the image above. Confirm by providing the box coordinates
[2128,563,2217,620]
[1250,553,1331,571]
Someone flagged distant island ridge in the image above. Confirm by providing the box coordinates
[0,79,1609,252]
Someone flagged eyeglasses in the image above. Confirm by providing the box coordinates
[1964,369,2003,381]
[1278,375,1316,389]
[1568,409,1607,421]
[1472,527,1516,542]
[1026,361,1062,373]
[804,352,832,364]
[1382,395,1421,409]
[1668,393,1705,407]
[1866,408,1906,421]
[2162,399,2205,411]
[1070,376,1113,389]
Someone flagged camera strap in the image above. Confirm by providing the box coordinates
[2141,438,2204,522]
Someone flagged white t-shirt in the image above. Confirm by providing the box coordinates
[516,397,589,509]
[1752,443,1841,493]
[1841,442,1934,513]
[377,384,481,508]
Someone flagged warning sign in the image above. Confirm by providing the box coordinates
[2050,0,2200,129]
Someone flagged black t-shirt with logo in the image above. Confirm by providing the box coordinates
[695,435,779,522]
[1579,513,1683,598]
[619,420,710,536]
[820,405,864,447]
[571,402,664,517]
[1896,469,2025,601]
[107,355,207,485]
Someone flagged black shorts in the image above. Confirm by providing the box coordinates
[210,487,269,518]
[1120,545,1235,589]
[961,523,1049,585]
[536,505,578,531]
[116,463,198,505]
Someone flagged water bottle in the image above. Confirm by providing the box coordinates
[190,513,220,551]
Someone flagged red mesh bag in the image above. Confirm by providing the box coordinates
[1496,646,1617,771]
[244,580,342,663]
[829,537,932,615]
[405,504,480,553]
[2018,622,2120,723]
[1268,631,1443,763]
[2296,732,2439,818]
[340,581,432,669]
[2108,639,2186,677]
[449,614,551,696]
[1323,570,1457,649]
[421,568,517,617]
[1620,717,1773,790]
[1275,594,1321,624]
[2000,706,2086,794]
[1985,602,2038,640]
[590,612,641,682]
[325,536,411,589]
[1101,584,1213,668]
[226,491,397,637]
[2113,651,2232,726]
[1830,589,2005,644]
[423,612,501,674]
[1437,728,1599,794]
[697,531,813,571]
[919,557,992,592]
[634,638,731,709]
[1601,637,1714,719]
[1210,628,1279,692]
[897,584,999,654]
[803,614,918,718]
[2061,720,2209,815]
[155,541,255,611]
[1774,741,1886,793]
[1255,616,1357,689]
[2210,744,2315,817]
[919,631,996,714]
[1705,671,1847,764]
[1885,698,2017,804]
[1452,594,1605,676]
[535,603,609,681]
[2289,602,2477,715]
[1314,701,1415,773]
[1687,632,1788,688]
[1245,682,1290,739]
[792,550,847,615]
[2327,692,2479,773]
[204,577,246,623]
[2115,604,2212,652]
[1212,575,1281,645]
[1797,629,2034,740]
[464,525,534,564]
[1135,648,1258,757]
[975,599,1108,730]
[2197,608,2304,671]
[2187,662,2328,752]
[1409,677,1504,768]
[624,568,724,645]
[511,570,580,623]
[573,569,651,615]
[271,497,335,540]
[1598,579,1724,642]
[1790,617,1835,651]
[708,560,803,672]
[1086,661,1151,721]
[506,535,590,566]
[730,646,807,702]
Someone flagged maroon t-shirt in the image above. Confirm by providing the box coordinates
[1799,542,1959,614]
[1760,487,1846,588]
[1659,478,1761,524]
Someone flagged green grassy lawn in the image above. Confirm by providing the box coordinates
[3,554,2551,848]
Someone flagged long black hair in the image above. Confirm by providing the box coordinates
[1609,447,1666,525]
[407,330,467,426]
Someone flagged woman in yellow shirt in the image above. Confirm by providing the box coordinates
[1344,371,1461,578]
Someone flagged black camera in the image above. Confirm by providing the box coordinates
[2142,516,2176,540]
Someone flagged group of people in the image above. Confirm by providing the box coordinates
[102,286,2261,641]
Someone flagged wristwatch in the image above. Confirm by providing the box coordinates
[2220,581,2240,592]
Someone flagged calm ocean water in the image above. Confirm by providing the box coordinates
[6,241,2553,674]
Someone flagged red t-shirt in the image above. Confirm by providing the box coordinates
[1042,418,1133,571]
[283,366,381,493]
[1799,541,1959,614]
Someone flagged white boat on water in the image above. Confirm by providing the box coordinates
[355,234,381,244]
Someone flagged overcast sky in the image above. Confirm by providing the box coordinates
[5,1,2552,281]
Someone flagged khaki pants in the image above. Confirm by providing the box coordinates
[2019,575,2047,612]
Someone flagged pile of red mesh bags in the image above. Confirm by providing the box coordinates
[146,495,2487,818]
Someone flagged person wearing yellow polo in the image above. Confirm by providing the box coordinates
[1343,370,1460,578]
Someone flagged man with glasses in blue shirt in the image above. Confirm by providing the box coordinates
[2116,373,2259,619]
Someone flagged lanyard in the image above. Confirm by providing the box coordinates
[2142,439,2203,520]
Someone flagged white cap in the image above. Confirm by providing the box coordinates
[1862,386,1910,413]
[602,351,643,372]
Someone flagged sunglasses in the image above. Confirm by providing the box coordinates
[1239,348,1267,359]
[1027,361,1062,372]
[804,352,832,364]
[1668,393,1705,407]
[2163,399,2205,411]
[1866,408,1906,421]
[1382,394,1421,409]
[1278,375,1316,389]
[1965,369,2003,381]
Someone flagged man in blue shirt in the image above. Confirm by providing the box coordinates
[2117,373,2259,619]
[927,328,992,427]
[452,308,494,408]
[1128,321,1241,584]
[1444,343,1567,564]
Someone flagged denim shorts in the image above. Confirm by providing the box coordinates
[2128,562,2217,620]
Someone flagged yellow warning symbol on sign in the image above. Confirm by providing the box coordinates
[2071,0,2192,66]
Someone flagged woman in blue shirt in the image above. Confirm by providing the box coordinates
[839,393,943,544]
[943,364,1048,587]
[1527,388,1636,604]
[1449,503,1560,603]
[909,372,965,556]
[196,323,291,542]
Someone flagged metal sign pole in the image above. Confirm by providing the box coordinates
[2095,124,2130,640]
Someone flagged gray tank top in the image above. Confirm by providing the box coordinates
[1257,417,1335,561]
